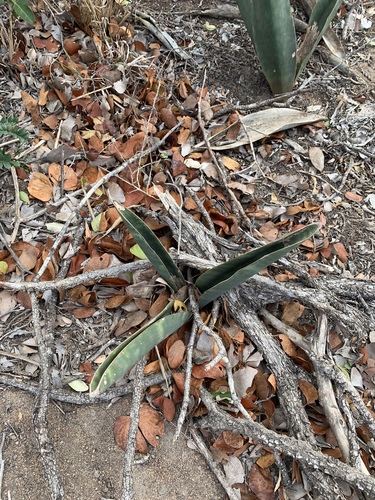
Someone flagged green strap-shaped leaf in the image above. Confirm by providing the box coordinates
[90,301,175,394]
[114,202,185,292]
[90,309,191,396]
[196,223,320,308]
[296,0,343,78]
[11,0,35,24]
[236,0,297,94]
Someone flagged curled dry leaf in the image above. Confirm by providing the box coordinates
[48,163,78,191]
[144,358,168,374]
[223,455,245,487]
[192,362,226,380]
[159,108,178,129]
[249,464,275,500]
[114,415,148,454]
[152,395,175,422]
[254,372,272,400]
[138,403,164,447]
[28,172,53,202]
[279,334,298,357]
[298,380,319,405]
[104,295,126,309]
[281,301,304,326]
[233,366,258,399]
[256,452,276,469]
[0,290,17,321]
[333,242,348,263]
[21,90,41,125]
[213,431,244,454]
[108,132,146,160]
[167,339,186,369]
[172,372,185,394]
[149,291,169,318]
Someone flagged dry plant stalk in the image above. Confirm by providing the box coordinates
[69,0,114,36]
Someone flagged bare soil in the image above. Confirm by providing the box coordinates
[1,388,224,499]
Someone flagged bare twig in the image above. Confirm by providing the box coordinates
[312,312,367,473]
[185,187,215,233]
[195,72,251,230]
[174,270,198,440]
[0,372,170,405]
[30,291,64,499]
[121,357,147,500]
[189,427,239,500]
[134,10,192,61]
[0,261,151,292]
[261,309,375,468]
[213,88,311,119]
[9,166,21,243]
[0,431,5,498]
[0,349,40,366]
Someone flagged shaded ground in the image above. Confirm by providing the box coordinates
[0,0,375,499]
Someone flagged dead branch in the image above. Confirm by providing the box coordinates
[198,387,375,496]
[189,426,239,500]
[30,291,64,499]
[0,261,151,292]
[155,190,375,496]
[121,358,147,500]
[0,372,170,404]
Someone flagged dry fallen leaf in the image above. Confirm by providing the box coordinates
[345,191,363,202]
[256,452,276,469]
[259,221,279,242]
[48,163,78,191]
[281,301,305,326]
[298,380,319,405]
[28,172,53,202]
[138,403,164,447]
[213,431,244,454]
[249,464,275,500]
[196,108,325,150]
[114,415,148,454]
[21,90,42,125]
[333,242,348,263]
[233,366,258,399]
[0,290,17,321]
[222,155,241,171]
[152,396,175,422]
[83,253,111,273]
[167,339,186,369]
[309,146,325,172]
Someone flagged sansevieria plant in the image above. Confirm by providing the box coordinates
[235,0,343,94]
[89,201,320,396]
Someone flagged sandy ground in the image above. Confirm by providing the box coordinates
[0,388,224,499]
